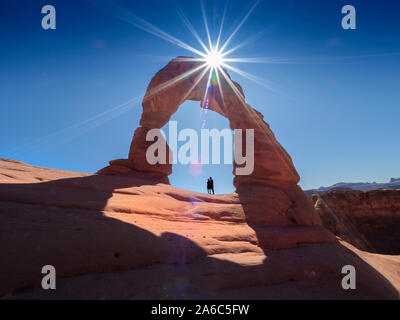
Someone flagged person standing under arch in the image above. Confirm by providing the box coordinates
[207,177,214,195]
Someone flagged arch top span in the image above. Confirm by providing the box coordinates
[138,56,244,129]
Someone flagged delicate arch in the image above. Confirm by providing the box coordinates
[98,56,322,227]
[98,57,298,191]
[127,57,299,189]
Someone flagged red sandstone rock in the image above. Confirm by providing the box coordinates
[4,57,392,299]
[100,56,299,187]
[312,189,400,254]
[97,158,170,184]
[0,159,399,299]
[98,56,319,234]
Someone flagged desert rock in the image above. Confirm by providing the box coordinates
[312,189,400,254]
[0,159,399,299]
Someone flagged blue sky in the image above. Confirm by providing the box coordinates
[1,0,399,194]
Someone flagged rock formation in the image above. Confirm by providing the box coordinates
[312,190,400,254]
[99,57,323,230]
[305,178,400,197]
[100,57,300,186]
[1,159,399,299]
[0,58,399,299]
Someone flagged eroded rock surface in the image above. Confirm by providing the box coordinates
[1,159,399,299]
[2,57,397,299]
[99,56,299,188]
[312,190,400,254]
[98,56,324,241]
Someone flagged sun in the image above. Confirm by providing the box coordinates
[93,0,276,105]
[204,49,224,69]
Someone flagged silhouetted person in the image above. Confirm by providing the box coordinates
[206,178,211,194]
[209,177,214,195]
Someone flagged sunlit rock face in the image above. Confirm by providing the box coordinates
[100,56,299,187]
[1,58,392,299]
[1,160,399,299]
[99,57,320,229]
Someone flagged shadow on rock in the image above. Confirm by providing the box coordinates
[0,174,398,299]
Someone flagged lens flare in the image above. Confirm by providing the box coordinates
[205,49,224,69]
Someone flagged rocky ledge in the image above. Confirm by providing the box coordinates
[0,159,399,299]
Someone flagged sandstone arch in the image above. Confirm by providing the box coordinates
[98,56,323,228]
[129,57,299,188]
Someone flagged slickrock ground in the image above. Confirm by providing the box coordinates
[312,190,400,254]
[0,159,399,299]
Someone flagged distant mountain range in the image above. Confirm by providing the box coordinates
[305,177,400,197]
